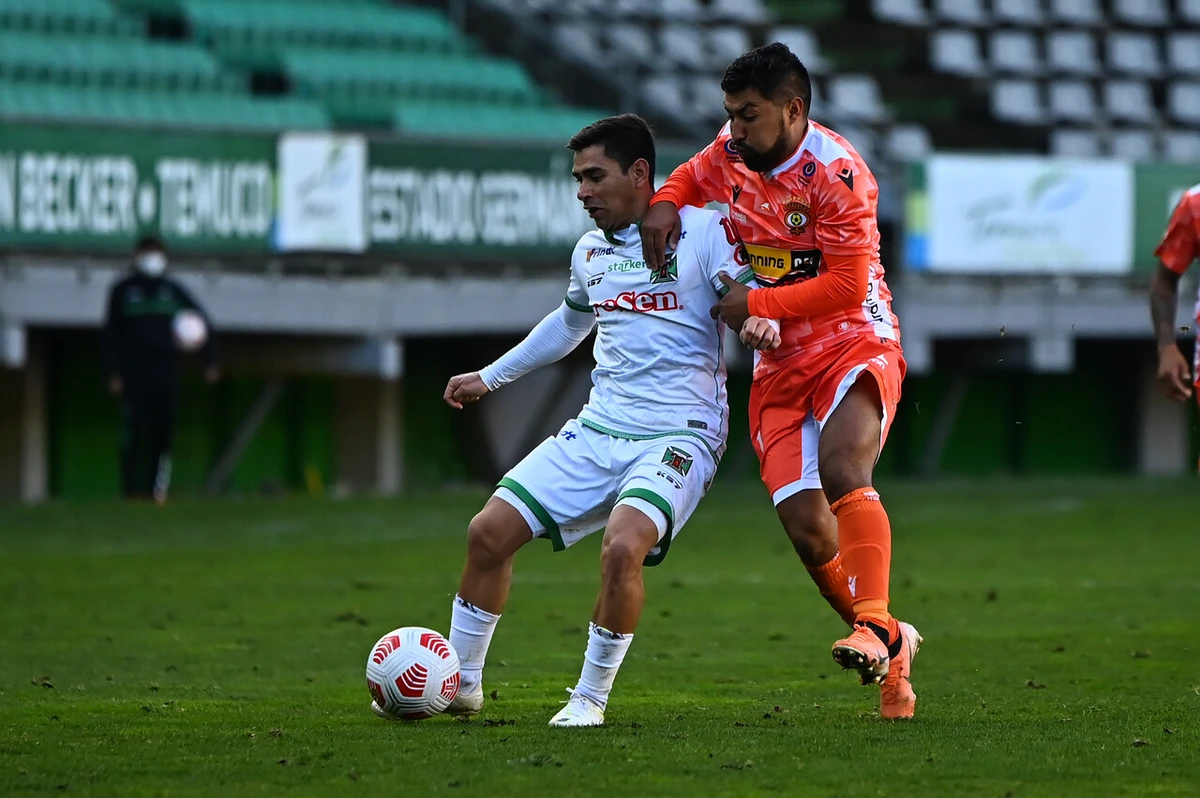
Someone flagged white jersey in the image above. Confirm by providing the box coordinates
[564,205,755,459]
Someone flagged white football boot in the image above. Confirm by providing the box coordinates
[445,685,484,716]
[370,700,393,720]
[547,689,605,727]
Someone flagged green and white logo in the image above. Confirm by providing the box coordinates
[649,253,678,284]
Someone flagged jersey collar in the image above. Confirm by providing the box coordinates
[763,122,813,180]
[603,222,639,247]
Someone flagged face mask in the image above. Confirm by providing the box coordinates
[135,252,167,277]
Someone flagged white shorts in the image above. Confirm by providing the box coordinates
[495,419,718,567]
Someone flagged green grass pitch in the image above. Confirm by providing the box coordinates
[2,478,1198,796]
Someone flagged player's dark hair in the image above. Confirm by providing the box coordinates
[721,42,812,113]
[567,114,656,176]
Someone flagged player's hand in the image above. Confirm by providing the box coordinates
[108,376,123,397]
[443,372,490,409]
[740,317,780,351]
[1156,344,1194,402]
[640,201,682,271]
[710,272,752,333]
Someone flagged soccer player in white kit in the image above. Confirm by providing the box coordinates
[433,115,779,727]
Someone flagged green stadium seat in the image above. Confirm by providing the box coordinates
[393,102,611,143]
[185,0,465,68]
[0,0,142,36]
[0,81,330,131]
[0,31,240,92]
[283,48,539,104]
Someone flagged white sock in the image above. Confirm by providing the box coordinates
[448,595,499,693]
[573,622,633,710]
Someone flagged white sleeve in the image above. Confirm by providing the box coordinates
[478,302,595,391]
[699,212,759,295]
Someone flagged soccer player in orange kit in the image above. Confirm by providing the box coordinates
[1149,183,1200,469]
[641,43,920,719]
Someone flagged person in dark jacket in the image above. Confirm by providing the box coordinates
[103,236,219,503]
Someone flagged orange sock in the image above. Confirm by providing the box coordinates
[805,551,857,626]
[830,487,893,629]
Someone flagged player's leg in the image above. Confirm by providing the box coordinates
[447,421,610,717]
[815,343,920,718]
[147,378,176,505]
[752,379,855,625]
[550,436,715,727]
[549,504,662,728]
[118,389,141,499]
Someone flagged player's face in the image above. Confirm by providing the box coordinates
[572,145,648,232]
[724,89,805,173]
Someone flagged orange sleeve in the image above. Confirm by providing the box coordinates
[652,135,731,209]
[747,253,869,320]
[1154,193,1199,274]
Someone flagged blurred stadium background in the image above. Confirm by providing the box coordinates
[0,0,1198,503]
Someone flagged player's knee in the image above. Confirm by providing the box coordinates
[599,530,652,582]
[777,497,837,565]
[817,452,872,505]
[465,510,521,567]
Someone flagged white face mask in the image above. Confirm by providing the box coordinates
[135,251,167,277]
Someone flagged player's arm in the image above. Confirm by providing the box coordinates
[746,159,872,321]
[642,134,730,269]
[1149,194,1196,401]
[700,214,780,351]
[443,266,596,409]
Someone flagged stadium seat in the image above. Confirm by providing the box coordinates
[393,101,607,142]
[1046,31,1100,77]
[603,23,651,68]
[769,27,828,73]
[991,79,1044,124]
[1048,80,1096,122]
[1106,32,1162,78]
[1183,0,1200,24]
[990,31,1042,76]
[1167,82,1200,125]
[689,74,726,122]
[643,76,690,122]
[828,74,888,123]
[931,30,986,77]
[555,22,605,65]
[282,48,539,108]
[660,0,706,21]
[660,25,707,71]
[1110,131,1156,161]
[185,0,465,56]
[1113,0,1169,27]
[1049,0,1103,26]
[1166,33,1200,76]
[1103,79,1155,122]
[708,26,751,72]
[1163,130,1200,162]
[883,123,932,160]
[993,0,1044,26]
[0,80,329,130]
[710,0,769,25]
[933,0,987,26]
[1049,128,1101,157]
[872,0,929,26]
[0,0,141,37]
[837,124,879,165]
[0,30,234,92]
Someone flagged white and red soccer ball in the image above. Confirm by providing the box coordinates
[366,626,461,720]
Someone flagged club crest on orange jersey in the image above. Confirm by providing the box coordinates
[783,197,811,235]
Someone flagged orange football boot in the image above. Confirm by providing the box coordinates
[831,622,892,685]
[880,621,922,720]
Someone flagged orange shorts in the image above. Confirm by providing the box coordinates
[749,337,905,505]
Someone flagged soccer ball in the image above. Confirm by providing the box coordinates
[172,309,207,352]
[365,627,461,720]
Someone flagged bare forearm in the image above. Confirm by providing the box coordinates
[1150,279,1181,348]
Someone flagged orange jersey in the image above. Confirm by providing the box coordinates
[657,121,900,375]
[1155,184,1200,316]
